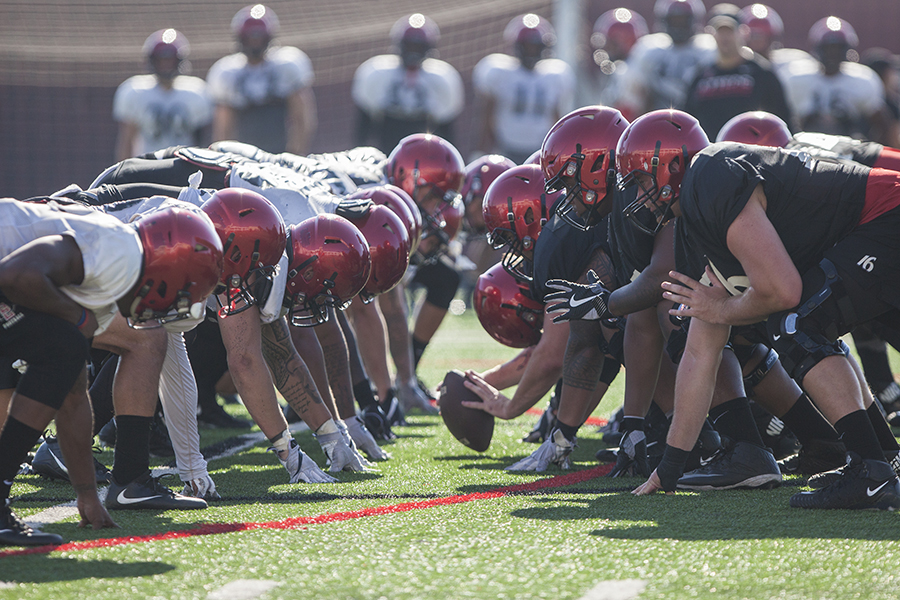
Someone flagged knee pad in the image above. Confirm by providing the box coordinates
[421,262,461,310]
[665,323,689,364]
[741,345,779,394]
[767,313,846,385]
[598,356,621,386]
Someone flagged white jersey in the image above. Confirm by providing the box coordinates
[784,61,886,137]
[575,60,636,116]
[768,47,818,85]
[624,32,717,110]
[0,198,142,336]
[206,46,314,109]
[352,55,464,123]
[227,161,341,226]
[473,54,575,156]
[113,74,212,156]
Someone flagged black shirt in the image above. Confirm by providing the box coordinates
[674,143,869,290]
[683,56,792,141]
[531,212,610,301]
[608,185,656,288]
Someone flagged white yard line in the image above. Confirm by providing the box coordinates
[578,579,648,600]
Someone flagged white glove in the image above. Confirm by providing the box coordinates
[316,422,370,472]
[269,440,337,484]
[396,380,438,414]
[505,429,575,472]
[336,419,376,468]
[182,474,221,500]
[345,416,391,461]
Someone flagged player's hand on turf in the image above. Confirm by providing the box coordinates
[296,448,339,483]
[662,267,731,325]
[182,474,221,500]
[346,416,391,461]
[631,468,672,496]
[505,429,574,471]
[544,270,612,323]
[77,493,118,530]
[461,371,510,419]
[317,429,371,472]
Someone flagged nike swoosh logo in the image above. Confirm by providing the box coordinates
[2,480,13,486]
[867,480,891,497]
[568,296,595,308]
[49,449,69,474]
[773,334,781,341]
[116,489,163,505]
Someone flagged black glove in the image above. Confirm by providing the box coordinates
[544,270,613,324]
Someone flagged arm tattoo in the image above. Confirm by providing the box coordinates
[261,318,324,416]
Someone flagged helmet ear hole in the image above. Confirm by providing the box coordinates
[669,155,681,174]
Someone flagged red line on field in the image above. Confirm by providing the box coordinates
[0,464,612,558]
[522,407,607,428]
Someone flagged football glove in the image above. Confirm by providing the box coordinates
[505,429,575,471]
[607,429,650,478]
[315,424,370,472]
[544,270,612,324]
[182,474,221,500]
[269,440,337,484]
[346,416,391,461]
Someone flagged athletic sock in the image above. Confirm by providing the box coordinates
[866,401,900,452]
[111,415,152,484]
[353,380,379,410]
[555,419,580,442]
[779,393,840,446]
[620,416,644,433]
[0,417,42,504]
[708,397,765,447]
[412,336,428,369]
[834,410,885,461]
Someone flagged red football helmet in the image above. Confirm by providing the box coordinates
[386,134,465,207]
[524,150,542,165]
[143,29,189,79]
[617,109,710,236]
[348,186,418,258]
[285,214,371,326]
[130,206,224,328]
[592,8,649,61]
[201,188,286,317]
[541,105,629,230]
[482,164,559,281]
[382,183,423,254]
[654,0,705,44]
[473,263,544,348]
[461,155,517,232]
[390,13,440,69]
[716,111,792,147]
[232,4,278,59]
[344,205,411,301]
[504,14,556,69]
[738,4,783,54]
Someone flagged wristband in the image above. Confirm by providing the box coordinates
[75,308,88,330]
[656,444,691,492]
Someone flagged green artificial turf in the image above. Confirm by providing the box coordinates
[2,308,898,600]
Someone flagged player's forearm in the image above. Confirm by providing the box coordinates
[479,346,534,390]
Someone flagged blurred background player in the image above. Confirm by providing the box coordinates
[207,4,317,154]
[621,0,716,116]
[861,48,900,148]
[113,29,212,161]
[352,14,464,155]
[737,4,816,85]
[783,16,890,143]
[472,14,575,164]
[575,8,648,118]
[683,4,791,140]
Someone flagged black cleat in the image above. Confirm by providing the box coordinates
[888,411,900,428]
[791,454,900,510]
[282,403,302,424]
[381,391,407,427]
[97,419,117,448]
[808,449,900,489]
[32,436,111,485]
[677,441,782,491]
[0,502,63,547]
[778,439,847,476]
[198,405,253,430]
[523,404,557,444]
[105,473,208,510]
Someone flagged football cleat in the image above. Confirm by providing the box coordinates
[778,439,847,476]
[360,403,397,441]
[32,436,111,485]
[105,473,208,510]
[346,416,391,461]
[791,453,900,510]
[381,391,408,427]
[0,501,63,547]
[198,405,253,429]
[505,429,575,471]
[808,449,900,489]
[677,441,782,491]
[876,381,900,414]
[523,401,558,444]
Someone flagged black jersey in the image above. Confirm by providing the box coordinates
[674,143,869,291]
[608,185,656,288]
[530,212,610,301]
[787,132,883,168]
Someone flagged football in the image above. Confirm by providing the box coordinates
[439,370,494,452]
